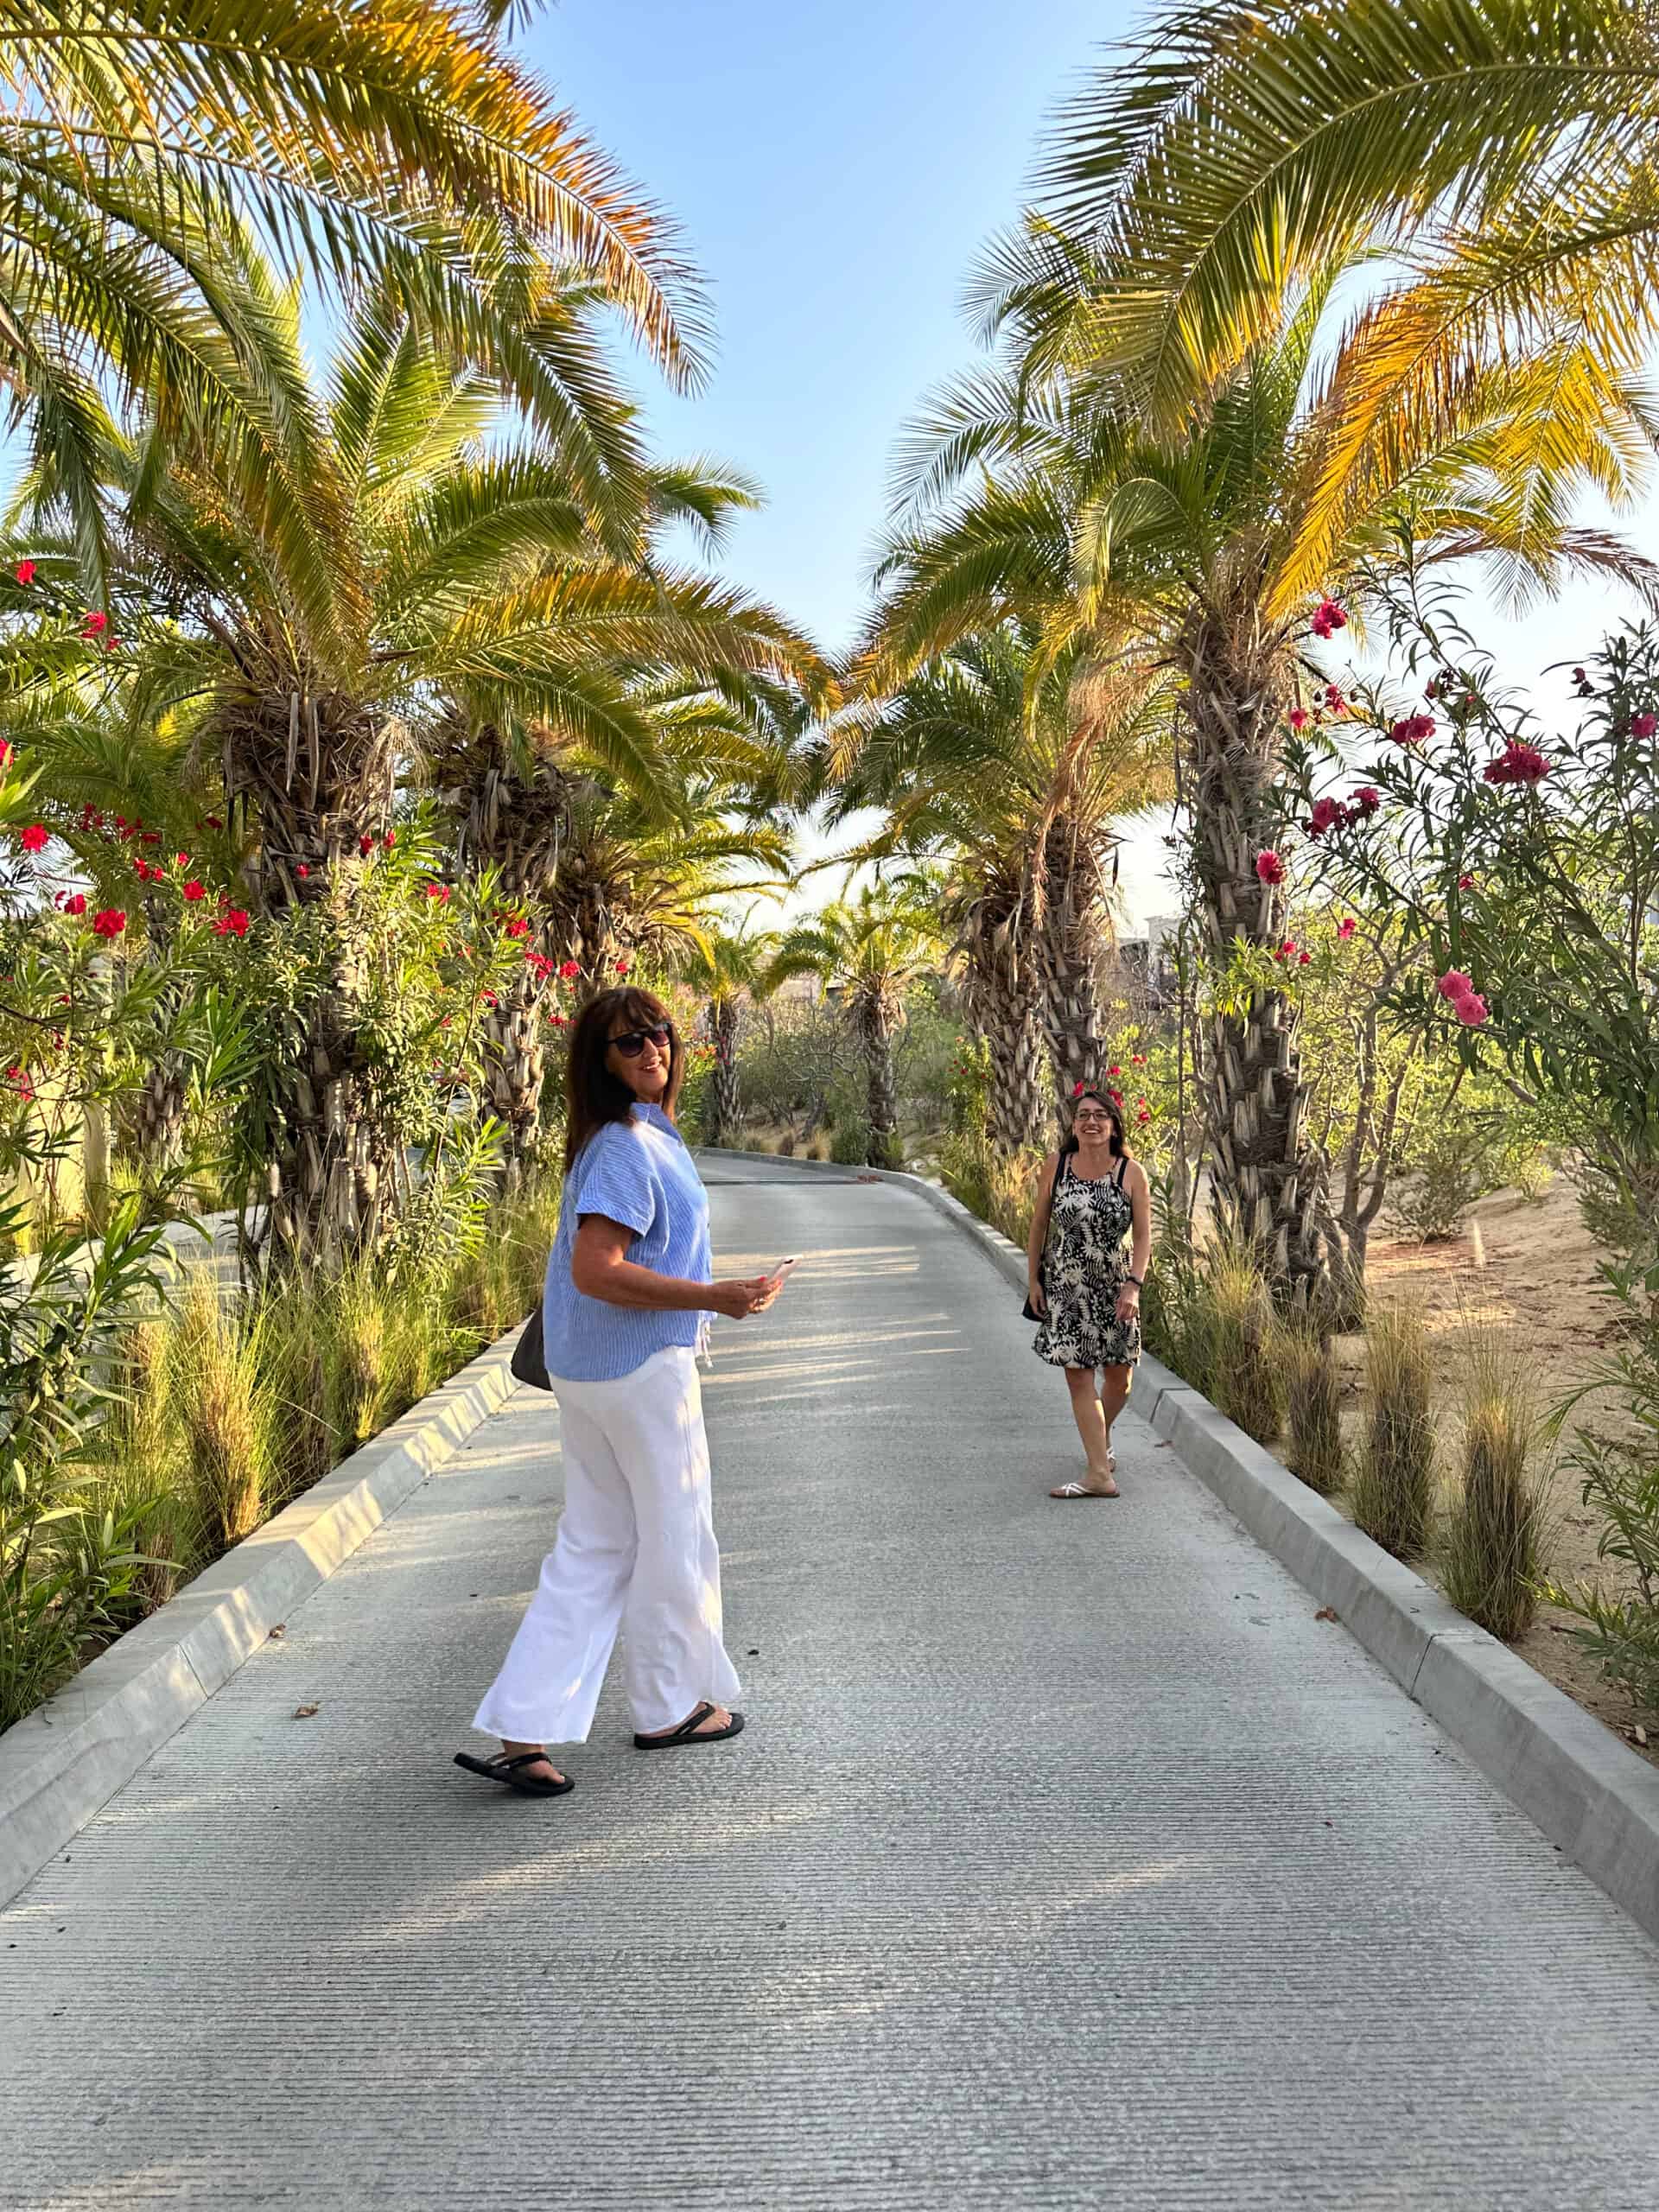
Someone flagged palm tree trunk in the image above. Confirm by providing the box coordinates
[1180,613,1327,1296]
[480,972,550,1169]
[1033,826,1112,1111]
[709,999,741,1145]
[968,977,1048,1153]
[861,1004,901,1167]
[134,1062,188,1169]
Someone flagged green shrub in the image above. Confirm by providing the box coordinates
[1279,1315,1347,1497]
[1205,1238,1285,1446]
[170,1282,270,1549]
[1386,1117,1491,1243]
[938,1129,1044,1250]
[1440,1337,1545,1640]
[1352,1306,1436,1559]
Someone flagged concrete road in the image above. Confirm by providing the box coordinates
[4,1162,1659,2209]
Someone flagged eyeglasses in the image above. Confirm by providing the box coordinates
[1073,1110,1111,1126]
[610,1024,672,1059]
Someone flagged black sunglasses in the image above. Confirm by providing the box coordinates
[610,1023,673,1059]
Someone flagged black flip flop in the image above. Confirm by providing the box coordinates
[633,1700,746,1751]
[454,1750,574,1797]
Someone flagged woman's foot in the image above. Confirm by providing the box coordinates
[635,1702,737,1745]
[499,1741,568,1786]
[1050,1473,1120,1498]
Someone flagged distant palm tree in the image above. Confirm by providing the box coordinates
[681,922,781,1148]
[828,623,1171,1141]
[766,884,943,1168]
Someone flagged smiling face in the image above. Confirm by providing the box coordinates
[606,1014,673,1103]
[1071,1090,1123,1153]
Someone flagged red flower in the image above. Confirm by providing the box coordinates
[63,893,86,916]
[1279,939,1297,960]
[1324,685,1346,713]
[1072,1081,1084,1097]
[384,829,397,849]
[1310,598,1348,639]
[1437,969,1472,1001]
[1255,849,1285,884]
[1130,1053,1147,1065]
[503,918,531,939]
[1337,918,1357,940]
[80,610,108,636]
[1631,714,1657,741]
[425,881,451,902]
[182,880,206,901]
[214,908,249,938]
[1287,707,1311,732]
[296,864,310,879]
[550,1011,569,1028]
[19,823,48,854]
[1307,795,1345,839]
[1136,1108,1151,1123]
[1389,714,1435,746]
[358,836,373,856]
[14,560,35,586]
[481,990,499,1008]
[205,815,222,830]
[92,908,127,938]
[1484,740,1550,786]
[1108,1065,1121,1076]
[1454,991,1489,1027]
[0,741,16,772]
[1299,950,1312,965]
[133,859,151,880]
[1353,786,1381,816]
[1459,873,1475,890]
[615,959,630,975]
[559,959,580,980]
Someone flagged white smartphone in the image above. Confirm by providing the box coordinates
[770,1256,800,1284]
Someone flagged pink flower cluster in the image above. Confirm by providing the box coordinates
[1484,741,1549,787]
[1255,849,1285,885]
[1631,713,1657,740]
[1389,714,1435,747]
[1436,969,1488,1027]
[1310,599,1348,640]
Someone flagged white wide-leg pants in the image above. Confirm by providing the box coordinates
[471,1344,742,1745]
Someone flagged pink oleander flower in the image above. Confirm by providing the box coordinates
[1389,713,1435,747]
[384,829,397,849]
[14,560,35,586]
[1137,1108,1151,1122]
[1484,740,1550,786]
[182,880,206,901]
[1437,969,1472,1001]
[1278,939,1297,960]
[615,958,630,975]
[1454,991,1488,1027]
[1255,849,1285,885]
[1131,1053,1147,1066]
[426,881,451,901]
[92,908,127,938]
[79,610,107,636]
[63,893,86,916]
[1071,1081,1084,1097]
[214,908,249,938]
[503,918,531,939]
[1338,918,1357,939]
[1459,873,1475,890]
[1324,685,1346,712]
[1288,707,1311,732]
[296,864,310,879]
[1307,795,1345,839]
[1353,786,1381,816]
[358,836,373,856]
[1632,714,1657,740]
[1299,950,1312,965]
[1310,598,1348,639]
[559,959,580,980]
[19,823,48,854]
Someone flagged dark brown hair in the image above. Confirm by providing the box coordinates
[1064,1084,1128,1160]
[563,987,683,1172]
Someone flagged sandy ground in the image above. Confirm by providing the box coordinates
[1325,1174,1656,1764]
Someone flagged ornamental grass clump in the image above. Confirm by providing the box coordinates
[1353,1306,1435,1560]
[169,1282,270,1550]
[1439,1336,1546,1642]
[1279,1314,1347,1497]
[1205,1237,1285,1447]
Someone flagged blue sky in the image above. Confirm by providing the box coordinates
[532,3,1656,927]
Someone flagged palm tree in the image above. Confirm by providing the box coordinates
[680,922,781,1147]
[828,624,1171,1141]
[868,275,1656,1287]
[0,2,709,588]
[44,283,825,1255]
[766,884,944,1168]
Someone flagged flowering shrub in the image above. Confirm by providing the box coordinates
[1284,598,1659,1268]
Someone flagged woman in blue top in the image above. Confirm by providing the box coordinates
[458,987,780,1798]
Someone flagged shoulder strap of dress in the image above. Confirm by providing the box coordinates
[1115,1154,1128,1189]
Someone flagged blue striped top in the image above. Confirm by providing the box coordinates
[541,1103,714,1382]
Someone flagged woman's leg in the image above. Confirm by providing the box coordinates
[1061,1364,1118,1492]
[605,1348,744,1738]
[469,1386,638,1762]
[1099,1363,1132,1461]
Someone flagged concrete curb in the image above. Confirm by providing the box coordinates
[695,1147,1659,1946]
[0,1325,526,1911]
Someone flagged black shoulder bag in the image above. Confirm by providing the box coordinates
[510,1302,553,1391]
[1021,1148,1071,1320]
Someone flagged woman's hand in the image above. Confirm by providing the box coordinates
[1116,1283,1141,1326]
[1028,1279,1047,1319]
[709,1275,780,1320]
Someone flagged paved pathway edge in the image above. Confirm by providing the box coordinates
[0,1325,526,1910]
[696,1146,1659,1944]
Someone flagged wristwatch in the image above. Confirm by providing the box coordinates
[1125,1273,1144,1288]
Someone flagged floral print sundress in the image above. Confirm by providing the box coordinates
[1033,1151,1141,1371]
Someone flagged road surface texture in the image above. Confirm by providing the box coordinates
[4,1160,1659,2209]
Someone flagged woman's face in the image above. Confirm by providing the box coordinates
[1072,1100,1113,1142]
[606,1012,674,1103]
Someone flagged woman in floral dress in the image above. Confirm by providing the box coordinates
[1027,1085,1154,1498]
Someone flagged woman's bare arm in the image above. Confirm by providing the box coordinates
[1027,1153,1060,1308]
[571,1217,775,1321]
